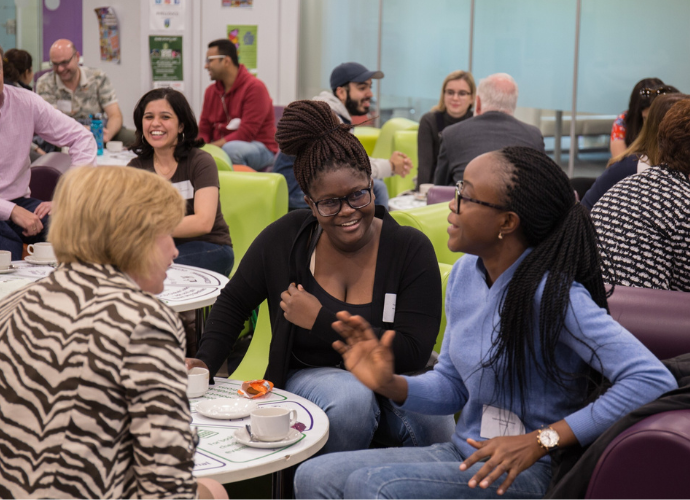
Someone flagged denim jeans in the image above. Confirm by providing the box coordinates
[285,367,455,455]
[294,441,552,499]
[0,197,49,260]
[174,240,234,277]
[222,140,275,170]
[372,179,389,208]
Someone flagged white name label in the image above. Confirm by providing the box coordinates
[382,293,396,323]
[226,118,241,130]
[57,99,72,114]
[172,180,194,200]
[480,405,525,439]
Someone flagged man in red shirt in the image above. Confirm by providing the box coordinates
[198,39,277,170]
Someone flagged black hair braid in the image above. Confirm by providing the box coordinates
[487,146,608,415]
[275,100,371,195]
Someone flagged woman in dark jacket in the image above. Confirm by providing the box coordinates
[417,70,475,187]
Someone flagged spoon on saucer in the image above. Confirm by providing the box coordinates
[245,424,256,442]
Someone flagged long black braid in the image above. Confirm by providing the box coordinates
[486,146,609,414]
[275,100,371,195]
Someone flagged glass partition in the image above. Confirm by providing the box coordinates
[379,0,471,121]
[578,0,690,114]
[472,0,577,112]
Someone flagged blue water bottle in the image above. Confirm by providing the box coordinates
[90,113,104,155]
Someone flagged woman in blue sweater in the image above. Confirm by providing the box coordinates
[294,146,677,499]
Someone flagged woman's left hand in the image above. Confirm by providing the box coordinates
[459,433,546,496]
[280,283,322,329]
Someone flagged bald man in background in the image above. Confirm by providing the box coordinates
[433,73,544,185]
[37,39,135,147]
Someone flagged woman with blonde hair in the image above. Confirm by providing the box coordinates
[0,166,226,499]
[417,70,475,187]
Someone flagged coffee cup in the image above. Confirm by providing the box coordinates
[419,183,434,197]
[27,242,56,262]
[106,141,123,153]
[187,367,209,398]
[250,407,298,442]
[0,250,11,270]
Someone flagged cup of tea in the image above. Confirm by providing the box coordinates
[106,141,123,153]
[187,367,209,398]
[27,242,56,262]
[250,407,298,441]
[0,250,11,270]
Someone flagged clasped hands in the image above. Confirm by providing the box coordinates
[390,151,412,178]
[280,283,322,330]
[331,311,546,496]
[10,202,52,237]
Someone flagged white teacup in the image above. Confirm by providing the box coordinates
[250,407,298,442]
[106,141,123,153]
[27,242,56,262]
[187,367,209,398]
[0,250,11,269]
[419,183,434,197]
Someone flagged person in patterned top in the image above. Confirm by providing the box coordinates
[37,39,135,147]
[593,98,690,291]
[0,166,226,499]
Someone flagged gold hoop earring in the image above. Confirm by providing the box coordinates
[498,232,503,240]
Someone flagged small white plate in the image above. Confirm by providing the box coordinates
[0,267,17,274]
[24,256,57,265]
[234,427,303,449]
[196,398,258,419]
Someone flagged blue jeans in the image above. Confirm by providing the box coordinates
[174,241,234,277]
[222,140,275,170]
[294,441,552,499]
[285,367,455,454]
[0,197,49,260]
[373,178,389,208]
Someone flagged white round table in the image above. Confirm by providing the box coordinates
[388,193,427,211]
[0,261,228,313]
[95,149,137,166]
[191,378,329,488]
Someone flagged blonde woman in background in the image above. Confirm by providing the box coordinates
[417,70,475,187]
[0,166,226,499]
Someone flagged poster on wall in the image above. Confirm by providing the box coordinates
[226,25,258,74]
[94,7,120,63]
[149,36,184,91]
[149,0,186,32]
[222,0,253,7]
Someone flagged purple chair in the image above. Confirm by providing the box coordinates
[273,105,285,124]
[31,151,71,174]
[426,186,455,205]
[29,166,62,201]
[585,285,690,499]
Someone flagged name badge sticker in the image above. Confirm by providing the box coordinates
[57,99,72,114]
[480,405,526,439]
[226,118,241,130]
[383,293,396,323]
[172,180,195,200]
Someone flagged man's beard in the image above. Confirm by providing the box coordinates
[345,89,370,117]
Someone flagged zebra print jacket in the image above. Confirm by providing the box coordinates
[0,262,197,499]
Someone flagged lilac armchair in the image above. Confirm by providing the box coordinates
[584,285,690,499]
[426,186,455,206]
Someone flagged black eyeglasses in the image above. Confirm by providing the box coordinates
[445,89,472,98]
[51,52,77,68]
[454,180,509,214]
[639,86,675,98]
[311,181,373,217]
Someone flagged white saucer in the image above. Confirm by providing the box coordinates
[234,427,303,449]
[196,398,258,419]
[24,256,57,265]
[0,267,17,274]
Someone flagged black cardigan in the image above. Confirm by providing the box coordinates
[197,206,442,388]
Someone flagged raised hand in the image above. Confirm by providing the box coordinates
[331,311,400,396]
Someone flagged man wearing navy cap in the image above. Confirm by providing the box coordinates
[273,62,412,210]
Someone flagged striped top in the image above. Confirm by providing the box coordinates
[591,166,690,291]
[0,262,196,498]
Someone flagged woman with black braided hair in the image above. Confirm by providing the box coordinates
[294,146,676,499]
[187,99,455,453]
